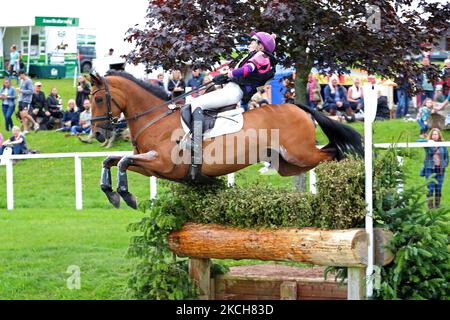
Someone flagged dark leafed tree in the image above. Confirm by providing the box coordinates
[126,0,450,102]
[125,0,449,191]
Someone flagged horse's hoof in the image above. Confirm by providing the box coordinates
[118,191,137,210]
[106,191,121,208]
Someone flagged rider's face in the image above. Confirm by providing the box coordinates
[248,40,259,52]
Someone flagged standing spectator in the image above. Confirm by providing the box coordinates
[420,128,448,209]
[418,57,435,105]
[167,69,185,100]
[30,82,48,128]
[441,58,450,96]
[323,75,353,120]
[347,78,364,111]
[46,87,63,129]
[417,98,433,138]
[306,73,322,110]
[70,99,91,135]
[395,72,412,118]
[17,70,39,133]
[1,78,16,131]
[0,126,28,156]
[187,68,204,98]
[8,45,20,84]
[75,75,91,112]
[57,99,79,132]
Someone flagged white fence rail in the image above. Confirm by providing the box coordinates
[2,141,449,210]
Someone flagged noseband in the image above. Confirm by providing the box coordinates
[90,75,214,147]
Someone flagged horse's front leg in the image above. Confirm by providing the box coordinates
[117,150,159,209]
[101,156,123,208]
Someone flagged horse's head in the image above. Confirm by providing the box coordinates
[89,73,125,143]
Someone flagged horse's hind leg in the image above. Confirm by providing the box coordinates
[117,151,159,209]
[101,156,123,208]
[274,146,333,177]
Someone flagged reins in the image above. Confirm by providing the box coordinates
[91,75,216,147]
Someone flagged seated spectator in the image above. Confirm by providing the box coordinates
[46,87,64,129]
[323,75,353,121]
[199,75,215,95]
[69,99,91,135]
[155,73,165,89]
[57,99,80,132]
[30,82,49,129]
[0,126,28,155]
[347,78,364,111]
[375,94,391,121]
[187,68,204,98]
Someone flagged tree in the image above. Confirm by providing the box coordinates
[126,0,450,102]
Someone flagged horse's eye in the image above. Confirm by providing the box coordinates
[95,97,104,104]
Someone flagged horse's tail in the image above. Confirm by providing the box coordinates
[294,103,364,160]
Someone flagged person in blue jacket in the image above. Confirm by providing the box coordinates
[0,78,16,131]
[420,128,449,209]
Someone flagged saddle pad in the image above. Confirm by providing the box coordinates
[181,108,244,140]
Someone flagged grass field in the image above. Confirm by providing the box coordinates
[0,77,448,299]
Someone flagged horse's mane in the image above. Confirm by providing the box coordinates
[105,70,170,101]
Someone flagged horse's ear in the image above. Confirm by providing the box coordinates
[89,72,103,86]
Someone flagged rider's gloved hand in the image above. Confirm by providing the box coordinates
[212,73,229,85]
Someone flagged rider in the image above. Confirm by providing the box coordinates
[187,31,277,179]
[190,31,277,117]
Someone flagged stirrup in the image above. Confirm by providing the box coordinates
[190,107,204,180]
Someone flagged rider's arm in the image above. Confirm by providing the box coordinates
[230,62,256,78]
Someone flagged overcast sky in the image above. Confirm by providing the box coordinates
[18,0,149,56]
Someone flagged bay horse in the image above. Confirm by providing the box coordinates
[89,71,363,209]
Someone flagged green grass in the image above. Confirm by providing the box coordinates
[0,208,141,300]
[0,78,449,299]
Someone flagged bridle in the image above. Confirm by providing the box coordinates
[90,76,124,130]
[90,75,214,147]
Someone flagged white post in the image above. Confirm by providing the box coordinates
[363,82,378,299]
[6,158,14,210]
[397,156,404,193]
[309,169,317,194]
[227,173,235,187]
[150,176,157,200]
[74,156,83,210]
[73,61,78,88]
[26,26,32,74]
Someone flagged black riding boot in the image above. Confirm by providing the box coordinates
[190,107,204,180]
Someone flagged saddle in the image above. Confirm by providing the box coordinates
[179,104,244,182]
[180,105,237,134]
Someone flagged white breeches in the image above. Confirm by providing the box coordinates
[190,82,243,111]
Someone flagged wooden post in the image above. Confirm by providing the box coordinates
[189,258,211,300]
[280,281,297,300]
[347,267,366,300]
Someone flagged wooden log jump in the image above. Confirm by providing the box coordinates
[168,223,394,300]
